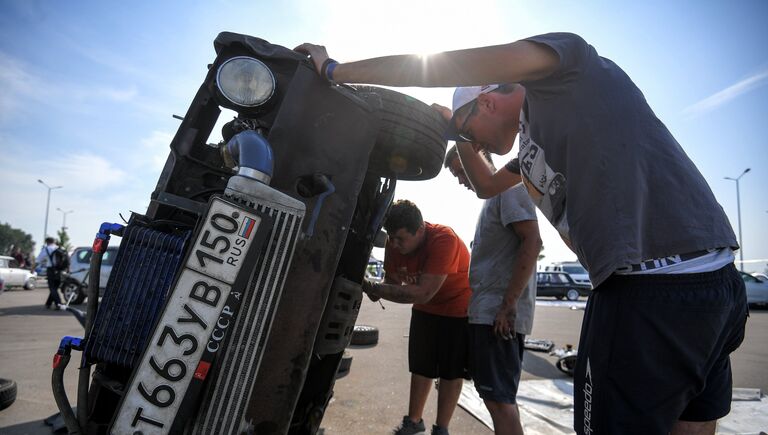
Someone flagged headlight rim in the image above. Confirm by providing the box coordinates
[216,56,276,108]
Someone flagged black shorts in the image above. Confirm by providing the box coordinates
[469,325,524,404]
[574,264,748,435]
[409,308,469,380]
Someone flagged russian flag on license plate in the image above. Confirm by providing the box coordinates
[239,217,256,239]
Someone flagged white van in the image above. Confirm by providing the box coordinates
[545,261,592,287]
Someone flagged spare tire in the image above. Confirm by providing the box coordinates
[352,85,448,181]
[336,351,353,379]
[0,378,18,411]
[350,324,379,346]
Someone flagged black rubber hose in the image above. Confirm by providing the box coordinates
[78,249,103,429]
[52,353,82,434]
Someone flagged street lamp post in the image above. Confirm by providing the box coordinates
[38,179,63,242]
[57,208,74,231]
[725,168,750,272]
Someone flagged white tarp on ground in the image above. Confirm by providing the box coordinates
[459,379,768,435]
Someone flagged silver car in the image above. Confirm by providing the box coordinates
[68,246,119,289]
[741,271,768,306]
[0,255,36,290]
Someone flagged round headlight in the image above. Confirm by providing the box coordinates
[216,56,275,108]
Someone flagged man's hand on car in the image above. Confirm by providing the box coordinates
[431,103,452,122]
[361,279,381,302]
[294,43,330,75]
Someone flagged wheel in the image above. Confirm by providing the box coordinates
[350,325,379,346]
[556,355,577,377]
[336,351,353,379]
[23,277,35,290]
[0,378,17,411]
[566,289,580,301]
[61,279,86,305]
[352,85,448,181]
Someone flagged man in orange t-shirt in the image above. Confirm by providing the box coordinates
[364,200,471,435]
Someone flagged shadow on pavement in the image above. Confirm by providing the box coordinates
[0,304,75,317]
[522,350,571,379]
[0,419,58,435]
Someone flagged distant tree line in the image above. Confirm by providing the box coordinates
[0,222,35,255]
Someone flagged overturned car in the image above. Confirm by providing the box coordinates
[51,32,447,435]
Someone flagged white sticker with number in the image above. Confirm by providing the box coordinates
[112,198,261,435]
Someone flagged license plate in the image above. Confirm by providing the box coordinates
[112,198,262,435]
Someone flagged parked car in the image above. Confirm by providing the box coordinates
[544,261,591,287]
[741,271,768,306]
[536,271,592,301]
[0,256,36,290]
[68,246,119,289]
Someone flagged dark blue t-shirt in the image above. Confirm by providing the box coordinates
[515,33,737,286]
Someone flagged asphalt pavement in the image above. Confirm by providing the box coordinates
[1,286,766,434]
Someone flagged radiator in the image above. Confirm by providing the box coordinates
[85,224,191,367]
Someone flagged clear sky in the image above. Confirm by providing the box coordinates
[1,0,766,273]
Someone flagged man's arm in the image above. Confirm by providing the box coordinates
[366,273,447,304]
[35,248,48,266]
[295,41,559,87]
[457,142,522,199]
[494,220,541,338]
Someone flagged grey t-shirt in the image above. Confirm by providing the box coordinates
[468,184,537,334]
[517,32,737,287]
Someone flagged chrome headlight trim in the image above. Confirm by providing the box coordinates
[216,56,275,108]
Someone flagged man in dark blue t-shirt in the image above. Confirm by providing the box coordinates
[297,33,747,435]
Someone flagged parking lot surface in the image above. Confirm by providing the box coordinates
[1,287,766,434]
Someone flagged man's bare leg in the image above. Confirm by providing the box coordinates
[408,373,433,423]
[435,378,464,428]
[483,400,523,435]
[670,419,716,435]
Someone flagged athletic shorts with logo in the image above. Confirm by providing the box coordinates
[469,325,525,403]
[574,264,748,434]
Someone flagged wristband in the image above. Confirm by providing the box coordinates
[326,61,338,82]
[320,58,339,83]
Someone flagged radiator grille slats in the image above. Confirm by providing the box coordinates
[189,203,303,435]
[85,225,190,367]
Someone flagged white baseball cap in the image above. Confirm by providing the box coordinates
[444,84,500,141]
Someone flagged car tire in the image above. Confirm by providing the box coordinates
[336,351,353,379]
[556,355,577,377]
[350,325,379,346]
[23,278,35,290]
[566,289,580,301]
[0,378,17,411]
[61,280,86,305]
[352,85,448,181]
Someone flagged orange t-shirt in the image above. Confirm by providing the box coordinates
[383,222,471,317]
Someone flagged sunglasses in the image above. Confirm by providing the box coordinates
[456,100,479,143]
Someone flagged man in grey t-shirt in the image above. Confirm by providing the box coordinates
[298,31,747,435]
[445,146,540,435]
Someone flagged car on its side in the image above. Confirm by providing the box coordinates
[0,256,36,290]
[545,261,592,287]
[741,271,768,306]
[536,271,592,301]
